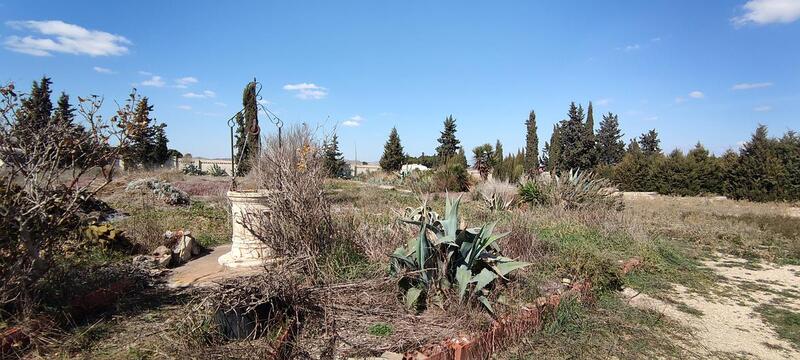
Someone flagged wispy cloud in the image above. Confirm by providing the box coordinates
[214,102,227,107]
[177,105,192,111]
[138,70,152,76]
[732,0,800,26]
[594,98,611,106]
[754,105,772,112]
[732,82,773,90]
[4,20,130,56]
[93,66,114,74]
[342,115,364,127]
[622,44,640,52]
[283,82,328,100]
[174,76,198,88]
[140,75,165,87]
[182,90,216,98]
[689,91,705,99]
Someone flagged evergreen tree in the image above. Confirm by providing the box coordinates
[558,102,594,171]
[596,112,625,165]
[493,139,504,179]
[123,97,157,168]
[436,115,460,161]
[379,127,405,172]
[151,123,170,166]
[686,143,721,195]
[456,147,468,169]
[472,143,494,180]
[323,133,347,178]
[235,81,260,176]
[15,76,54,139]
[776,131,800,200]
[540,141,551,170]
[524,110,539,173]
[584,101,598,167]
[547,124,562,171]
[728,125,784,201]
[639,129,662,156]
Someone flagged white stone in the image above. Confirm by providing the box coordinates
[218,190,276,268]
[173,235,195,263]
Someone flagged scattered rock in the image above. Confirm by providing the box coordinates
[173,233,196,263]
[132,231,204,269]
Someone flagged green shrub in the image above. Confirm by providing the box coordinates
[519,169,622,211]
[433,156,470,192]
[518,180,546,205]
[182,164,206,176]
[207,164,228,177]
[389,195,529,313]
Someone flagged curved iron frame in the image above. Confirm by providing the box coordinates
[226,78,283,180]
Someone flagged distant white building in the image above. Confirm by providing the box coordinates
[400,163,429,176]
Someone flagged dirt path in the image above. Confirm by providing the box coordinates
[624,255,800,359]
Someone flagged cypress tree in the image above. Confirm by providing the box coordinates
[436,115,460,161]
[124,97,157,168]
[540,141,551,170]
[493,139,504,179]
[380,127,405,172]
[776,131,800,200]
[584,101,598,168]
[639,129,662,156]
[524,110,539,174]
[596,112,625,165]
[235,81,260,176]
[151,123,169,166]
[548,124,562,172]
[323,133,347,178]
[729,125,784,201]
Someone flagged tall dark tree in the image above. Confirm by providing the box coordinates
[323,133,348,178]
[558,102,594,171]
[776,131,800,200]
[436,115,460,161]
[728,125,784,201]
[596,112,625,165]
[492,139,504,178]
[380,127,405,172]
[524,110,539,173]
[472,143,494,180]
[20,76,54,130]
[123,97,157,168]
[151,123,170,166]
[546,124,562,171]
[584,101,598,167]
[540,141,551,170]
[639,129,662,156]
[235,81,260,176]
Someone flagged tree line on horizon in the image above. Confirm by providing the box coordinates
[371,101,799,202]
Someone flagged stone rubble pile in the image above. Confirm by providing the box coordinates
[132,230,203,269]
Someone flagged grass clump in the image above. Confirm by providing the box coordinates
[367,322,394,337]
[756,305,800,349]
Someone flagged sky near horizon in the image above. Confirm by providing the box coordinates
[1,0,799,161]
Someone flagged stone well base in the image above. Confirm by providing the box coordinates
[218,189,276,268]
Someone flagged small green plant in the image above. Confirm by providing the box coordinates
[433,156,470,192]
[82,222,126,250]
[207,164,228,177]
[367,322,394,337]
[182,163,206,176]
[389,195,529,313]
[519,169,623,211]
[518,180,546,205]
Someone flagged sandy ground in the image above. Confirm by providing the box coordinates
[624,255,800,359]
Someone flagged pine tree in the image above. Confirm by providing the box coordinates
[639,129,662,156]
[17,76,54,135]
[524,110,539,174]
[235,81,260,176]
[124,97,157,168]
[776,131,800,200]
[540,141,551,170]
[151,123,169,166]
[380,127,405,172]
[472,143,494,180]
[436,115,460,161]
[558,102,594,171]
[596,112,625,165]
[324,133,347,178]
[729,125,784,201]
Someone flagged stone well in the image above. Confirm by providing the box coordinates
[218,189,275,268]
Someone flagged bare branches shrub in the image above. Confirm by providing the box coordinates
[0,82,136,314]
[248,124,333,275]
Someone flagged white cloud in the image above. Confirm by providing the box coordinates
[650,37,662,42]
[93,66,113,74]
[594,98,611,106]
[140,75,165,87]
[283,82,328,100]
[733,0,800,25]
[754,105,772,112]
[732,82,773,90]
[623,44,640,52]
[341,115,364,127]
[177,105,192,111]
[689,91,704,99]
[214,102,227,107]
[138,70,152,76]
[182,90,216,98]
[174,76,198,88]
[4,20,130,56]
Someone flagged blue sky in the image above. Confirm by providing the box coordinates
[1,0,799,161]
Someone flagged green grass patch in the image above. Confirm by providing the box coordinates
[367,322,394,337]
[756,305,800,349]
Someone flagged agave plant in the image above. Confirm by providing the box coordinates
[389,195,529,312]
[551,169,622,210]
